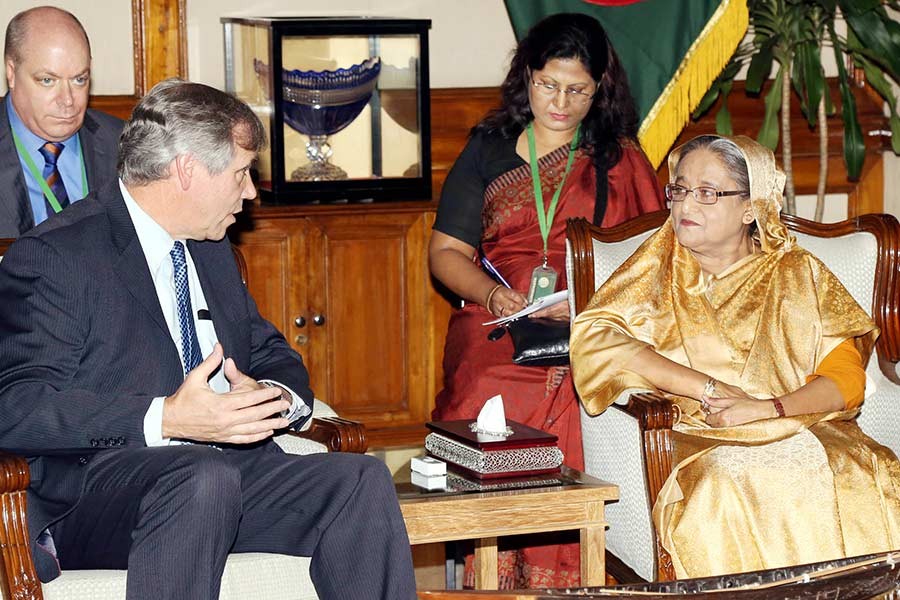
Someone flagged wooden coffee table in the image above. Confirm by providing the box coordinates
[395,466,618,590]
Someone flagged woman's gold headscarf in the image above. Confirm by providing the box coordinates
[668,135,791,254]
[570,135,878,415]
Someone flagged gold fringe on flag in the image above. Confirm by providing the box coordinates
[637,0,748,168]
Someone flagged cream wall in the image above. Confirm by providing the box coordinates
[187,0,516,90]
[0,1,133,96]
[1,2,896,217]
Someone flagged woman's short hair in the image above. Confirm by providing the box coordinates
[477,12,639,170]
[675,135,750,195]
[118,79,266,186]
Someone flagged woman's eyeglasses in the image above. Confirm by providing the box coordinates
[530,78,597,104]
[665,184,749,205]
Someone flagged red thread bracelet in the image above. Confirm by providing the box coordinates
[772,398,786,418]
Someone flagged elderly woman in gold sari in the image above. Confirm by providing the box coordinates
[570,134,900,579]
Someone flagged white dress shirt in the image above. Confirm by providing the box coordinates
[120,181,307,445]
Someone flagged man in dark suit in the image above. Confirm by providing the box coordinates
[1,6,122,237]
[0,79,416,600]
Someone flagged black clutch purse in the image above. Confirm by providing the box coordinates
[507,318,570,367]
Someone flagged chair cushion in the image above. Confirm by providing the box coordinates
[792,231,900,457]
[42,553,317,600]
[580,400,657,582]
[568,232,660,580]
[42,398,343,599]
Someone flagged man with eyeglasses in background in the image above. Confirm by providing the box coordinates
[0,5,122,237]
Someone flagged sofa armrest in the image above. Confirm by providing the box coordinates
[0,452,42,600]
[620,392,680,581]
[286,417,368,454]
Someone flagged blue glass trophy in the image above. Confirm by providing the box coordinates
[255,57,381,181]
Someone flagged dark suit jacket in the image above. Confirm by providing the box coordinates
[0,96,124,237]
[0,181,314,579]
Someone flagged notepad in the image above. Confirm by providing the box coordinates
[481,290,568,326]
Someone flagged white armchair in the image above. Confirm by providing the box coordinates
[0,239,369,600]
[0,399,366,600]
[565,211,900,583]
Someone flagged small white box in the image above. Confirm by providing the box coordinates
[411,455,447,476]
[411,471,447,491]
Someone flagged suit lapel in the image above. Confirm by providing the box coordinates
[103,183,172,338]
[0,98,35,235]
[190,240,244,359]
[79,111,108,195]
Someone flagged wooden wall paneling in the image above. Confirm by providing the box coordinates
[430,88,500,197]
[424,211,453,431]
[430,81,891,217]
[851,155,886,217]
[131,0,187,95]
[86,95,139,120]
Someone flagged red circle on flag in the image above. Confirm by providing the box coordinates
[581,0,646,5]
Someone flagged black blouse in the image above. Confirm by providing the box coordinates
[433,130,526,248]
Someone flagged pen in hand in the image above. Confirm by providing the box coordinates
[480,256,512,289]
[481,256,514,341]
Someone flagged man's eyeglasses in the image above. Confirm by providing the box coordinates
[530,77,597,104]
[665,184,749,205]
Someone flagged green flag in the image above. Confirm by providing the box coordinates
[504,0,748,167]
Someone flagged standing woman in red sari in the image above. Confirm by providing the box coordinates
[429,12,665,588]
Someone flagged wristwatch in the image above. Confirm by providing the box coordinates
[260,381,293,417]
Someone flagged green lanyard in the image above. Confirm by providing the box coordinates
[526,122,581,259]
[11,129,88,214]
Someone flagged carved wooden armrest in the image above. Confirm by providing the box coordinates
[619,391,680,581]
[288,417,368,454]
[620,392,679,504]
[0,452,42,600]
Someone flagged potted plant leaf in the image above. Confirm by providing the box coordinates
[694,0,900,218]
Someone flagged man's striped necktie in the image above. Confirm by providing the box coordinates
[38,141,70,212]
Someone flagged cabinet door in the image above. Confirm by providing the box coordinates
[305,212,434,441]
[230,219,316,373]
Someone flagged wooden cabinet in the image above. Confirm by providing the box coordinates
[230,202,451,448]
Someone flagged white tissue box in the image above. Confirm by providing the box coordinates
[411,456,447,476]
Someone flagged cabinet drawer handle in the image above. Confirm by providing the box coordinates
[294,334,308,346]
[294,316,306,328]
[312,314,326,326]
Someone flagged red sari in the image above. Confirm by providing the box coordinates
[434,142,664,588]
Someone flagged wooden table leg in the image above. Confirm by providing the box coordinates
[473,536,499,589]
[581,501,606,586]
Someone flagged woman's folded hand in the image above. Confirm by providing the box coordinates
[705,396,778,427]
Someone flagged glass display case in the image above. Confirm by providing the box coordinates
[222,17,432,203]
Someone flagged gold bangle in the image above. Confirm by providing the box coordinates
[700,377,718,402]
[484,284,503,315]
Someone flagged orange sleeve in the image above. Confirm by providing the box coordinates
[804,339,866,409]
